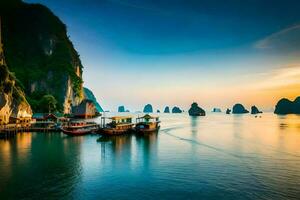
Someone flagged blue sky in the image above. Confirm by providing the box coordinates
[26,0,300,111]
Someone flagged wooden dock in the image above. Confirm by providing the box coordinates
[0,124,61,139]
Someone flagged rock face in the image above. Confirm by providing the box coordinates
[118,106,125,112]
[172,106,182,113]
[226,108,231,114]
[232,104,249,114]
[1,0,85,113]
[251,105,262,114]
[164,106,170,113]
[0,65,32,124]
[274,97,300,115]
[143,104,153,113]
[83,87,103,112]
[212,108,221,112]
[188,102,205,116]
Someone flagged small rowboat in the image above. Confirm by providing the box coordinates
[99,116,134,135]
[62,121,99,136]
[134,114,160,134]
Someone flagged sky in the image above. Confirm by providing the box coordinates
[25,0,300,112]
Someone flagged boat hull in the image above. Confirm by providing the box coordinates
[135,127,160,134]
[62,129,93,136]
[99,128,133,136]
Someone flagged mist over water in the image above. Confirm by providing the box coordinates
[1,113,300,199]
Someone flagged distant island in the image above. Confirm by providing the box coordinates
[143,104,153,113]
[164,106,170,113]
[226,108,231,114]
[251,105,262,115]
[188,102,205,116]
[172,106,182,113]
[274,97,300,115]
[212,108,221,112]
[118,106,125,112]
[232,103,249,114]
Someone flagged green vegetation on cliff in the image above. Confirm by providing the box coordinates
[0,0,83,112]
[0,64,26,105]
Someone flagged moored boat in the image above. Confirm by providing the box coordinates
[134,114,160,134]
[99,116,134,135]
[61,121,99,136]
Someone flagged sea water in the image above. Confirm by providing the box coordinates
[0,113,300,199]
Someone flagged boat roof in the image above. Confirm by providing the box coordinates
[137,114,159,119]
[109,116,132,120]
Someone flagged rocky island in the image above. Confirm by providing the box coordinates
[232,104,249,114]
[143,104,153,113]
[164,106,170,113]
[188,102,205,116]
[118,106,126,112]
[274,97,300,115]
[226,108,231,114]
[212,108,221,112]
[172,106,182,113]
[251,105,262,115]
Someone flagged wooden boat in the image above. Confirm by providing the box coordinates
[134,114,160,134]
[61,121,99,136]
[99,116,134,135]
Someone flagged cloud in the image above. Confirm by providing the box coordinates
[254,24,300,50]
[252,64,300,92]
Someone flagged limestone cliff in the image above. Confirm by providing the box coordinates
[0,0,84,113]
[0,65,32,124]
[84,87,103,112]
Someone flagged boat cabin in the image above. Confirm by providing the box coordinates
[111,116,132,124]
[135,114,160,133]
[136,114,160,124]
[32,113,59,123]
[100,116,134,135]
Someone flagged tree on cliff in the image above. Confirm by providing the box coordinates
[38,95,58,113]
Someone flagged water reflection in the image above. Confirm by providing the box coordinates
[0,133,83,199]
[97,132,158,169]
[190,116,198,136]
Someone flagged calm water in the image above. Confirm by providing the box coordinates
[1,113,300,200]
